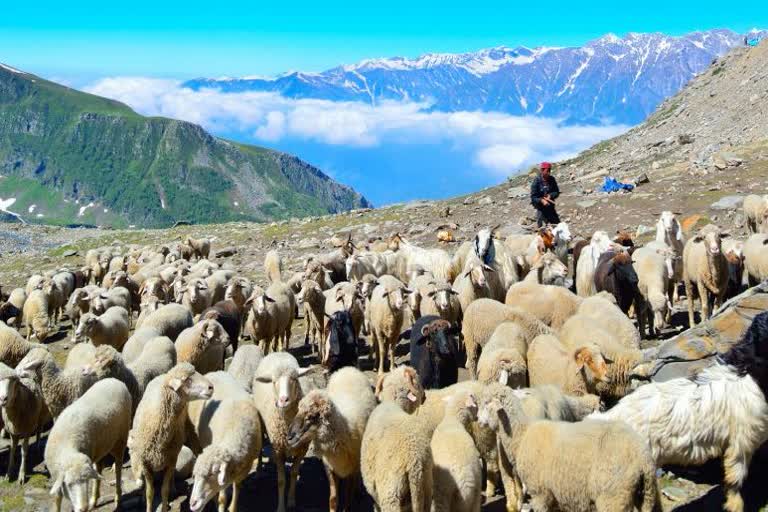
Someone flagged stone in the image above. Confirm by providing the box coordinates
[710,195,744,211]
[462,197,473,205]
[635,173,649,185]
[362,224,378,235]
[733,213,746,228]
[577,200,596,209]
[506,186,528,199]
[478,196,494,206]
[403,201,432,210]
[214,247,237,258]
[677,134,695,145]
[298,238,320,250]
[408,224,428,235]
[62,249,78,257]
[662,486,689,502]
[635,224,655,238]
[651,161,660,170]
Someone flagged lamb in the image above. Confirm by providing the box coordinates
[521,250,570,286]
[324,281,365,342]
[419,280,461,324]
[110,270,142,309]
[244,282,295,353]
[252,352,315,512]
[504,280,581,329]
[0,321,39,367]
[18,347,100,420]
[130,363,213,512]
[389,233,455,282]
[589,311,768,512]
[287,367,377,511]
[265,249,283,284]
[22,288,52,341]
[227,344,264,392]
[175,318,230,374]
[527,334,608,398]
[361,400,433,512]
[185,236,212,260]
[0,359,49,482]
[744,234,768,286]
[478,388,661,512]
[632,245,673,337]
[593,250,641,314]
[452,261,494,313]
[45,378,132,512]
[201,300,241,352]
[181,277,213,318]
[85,249,109,286]
[575,230,616,297]
[74,306,130,350]
[369,275,410,375]
[296,280,326,355]
[683,224,730,326]
[430,390,482,512]
[476,322,528,388]
[743,194,768,234]
[186,372,262,512]
[461,299,552,379]
[722,238,746,300]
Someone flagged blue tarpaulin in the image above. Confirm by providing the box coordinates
[601,176,635,193]
[747,38,761,47]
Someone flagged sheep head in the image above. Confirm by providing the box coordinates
[50,452,101,512]
[480,349,527,387]
[427,285,459,314]
[81,345,121,379]
[658,211,683,242]
[692,227,727,257]
[165,363,213,400]
[552,222,572,244]
[245,286,275,316]
[574,345,609,384]
[254,364,315,414]
[531,252,569,286]
[287,389,332,449]
[189,447,232,512]
[474,226,499,264]
[0,365,21,408]
[374,365,424,414]
[74,313,98,342]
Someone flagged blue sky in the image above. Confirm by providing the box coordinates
[2,1,767,80]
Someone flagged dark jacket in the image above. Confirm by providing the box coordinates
[530,174,560,208]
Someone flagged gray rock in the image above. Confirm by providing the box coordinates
[298,238,320,250]
[408,224,428,235]
[462,197,473,205]
[635,173,649,185]
[478,196,494,206]
[662,486,689,502]
[636,224,655,238]
[215,247,237,258]
[577,200,597,209]
[403,201,433,210]
[62,249,78,257]
[677,134,695,145]
[710,195,744,210]
[362,224,378,235]
[506,186,528,199]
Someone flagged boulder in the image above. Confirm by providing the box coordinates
[710,195,744,210]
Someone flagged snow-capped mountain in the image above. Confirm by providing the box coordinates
[184,29,767,125]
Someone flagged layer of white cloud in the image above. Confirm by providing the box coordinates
[85,77,627,177]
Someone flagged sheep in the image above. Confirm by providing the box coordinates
[369,275,410,375]
[575,230,616,297]
[430,390,482,512]
[135,302,194,345]
[181,277,214,318]
[312,234,356,284]
[345,251,388,281]
[656,211,685,299]
[89,286,132,316]
[252,352,315,512]
[224,277,253,330]
[45,378,132,512]
[127,336,177,397]
[25,274,45,296]
[303,259,335,290]
[722,238,746,300]
[296,280,326,355]
[22,289,52,341]
[203,270,233,305]
[186,372,262,512]
[461,299,552,379]
[452,261,494,313]
[265,249,283,284]
[551,222,572,265]
[175,318,230,374]
[406,316,460,390]
[504,279,581,329]
[575,293,641,349]
[324,281,365,338]
[527,334,608,398]
[130,363,213,512]
[744,234,768,286]
[322,310,359,373]
[227,344,264,392]
[521,250,570,286]
[419,280,461,324]
[7,287,27,314]
[361,400,433,512]
[743,194,768,234]
[136,295,162,330]
[683,224,730,326]
[632,245,672,337]
[0,359,49,482]
[201,300,241,352]
[0,301,21,325]
[244,282,295,353]
[478,388,661,512]
[74,306,130,350]
[80,345,141,414]
[514,384,602,422]
[287,367,377,511]
[476,322,528,388]
[450,226,500,272]
[589,311,768,512]
[110,270,142,309]
[138,276,169,305]
[186,236,212,260]
[0,321,39,367]
[359,274,379,336]
[66,286,99,328]
[44,276,67,322]
[389,233,455,282]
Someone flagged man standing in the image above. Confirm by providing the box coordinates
[530,161,560,227]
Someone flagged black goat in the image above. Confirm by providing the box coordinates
[323,310,358,374]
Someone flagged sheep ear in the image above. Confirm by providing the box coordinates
[692,236,704,243]
[427,290,436,298]
[218,461,228,486]
[50,475,64,496]
[482,264,496,272]
[254,376,272,384]
[574,348,589,370]
[16,358,43,377]
[297,367,316,377]
[419,325,432,339]
[763,239,768,246]
[167,377,184,392]
[498,369,509,386]
[465,393,478,409]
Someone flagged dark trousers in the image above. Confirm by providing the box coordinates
[535,205,560,227]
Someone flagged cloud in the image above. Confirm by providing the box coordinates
[85,77,627,175]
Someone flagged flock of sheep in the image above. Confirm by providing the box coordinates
[0,193,766,512]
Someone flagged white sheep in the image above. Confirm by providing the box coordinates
[476,322,529,388]
[186,372,262,512]
[252,352,314,512]
[632,244,673,336]
[389,233,455,282]
[346,251,389,281]
[66,286,99,329]
[22,288,52,342]
[265,249,283,284]
[89,286,132,316]
[419,280,461,324]
[296,280,326,356]
[369,275,410,374]
[227,344,264,392]
[527,334,608,398]
[323,281,365,341]
[175,318,230,374]
[504,279,581,329]
[655,211,685,301]
[430,390,482,512]
[45,378,132,512]
[743,194,768,234]
[574,293,641,349]
[74,306,130,350]
[575,230,615,297]
[683,224,729,326]
[744,233,768,286]
[123,303,193,362]
[185,236,212,260]
[452,261,494,313]
[204,269,234,304]
[181,277,213,318]
[0,321,39,368]
[286,367,377,511]
[130,363,213,512]
[244,282,295,353]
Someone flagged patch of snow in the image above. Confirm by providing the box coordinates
[103,208,109,213]
[78,202,94,218]
[0,63,25,74]
[557,55,592,96]
[0,197,17,210]
[129,225,136,229]
[608,53,626,61]
[233,201,239,207]
[36,213,44,218]
[160,197,166,210]
[692,40,705,49]
[28,204,36,213]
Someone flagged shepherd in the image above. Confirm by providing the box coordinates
[531,161,561,227]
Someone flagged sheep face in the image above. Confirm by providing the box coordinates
[201,319,230,348]
[31,314,51,342]
[658,211,682,241]
[474,227,497,264]
[485,350,527,387]
[465,264,489,289]
[74,313,97,342]
[50,453,100,512]
[246,287,275,316]
[552,222,572,244]
[345,255,360,280]
[166,364,214,400]
[334,287,362,312]
[287,390,332,449]
[382,287,407,311]
[188,280,209,304]
[534,252,569,286]
[477,397,503,431]
[693,230,726,257]
[189,451,229,512]
[408,290,422,314]
[0,374,20,408]
[428,287,458,313]
[89,294,108,315]
[224,280,247,304]
[574,345,609,384]
[360,276,379,299]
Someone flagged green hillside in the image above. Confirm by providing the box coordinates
[0,63,370,228]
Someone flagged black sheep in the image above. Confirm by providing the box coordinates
[407,315,459,390]
[202,300,241,352]
[323,310,358,373]
[594,250,641,314]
